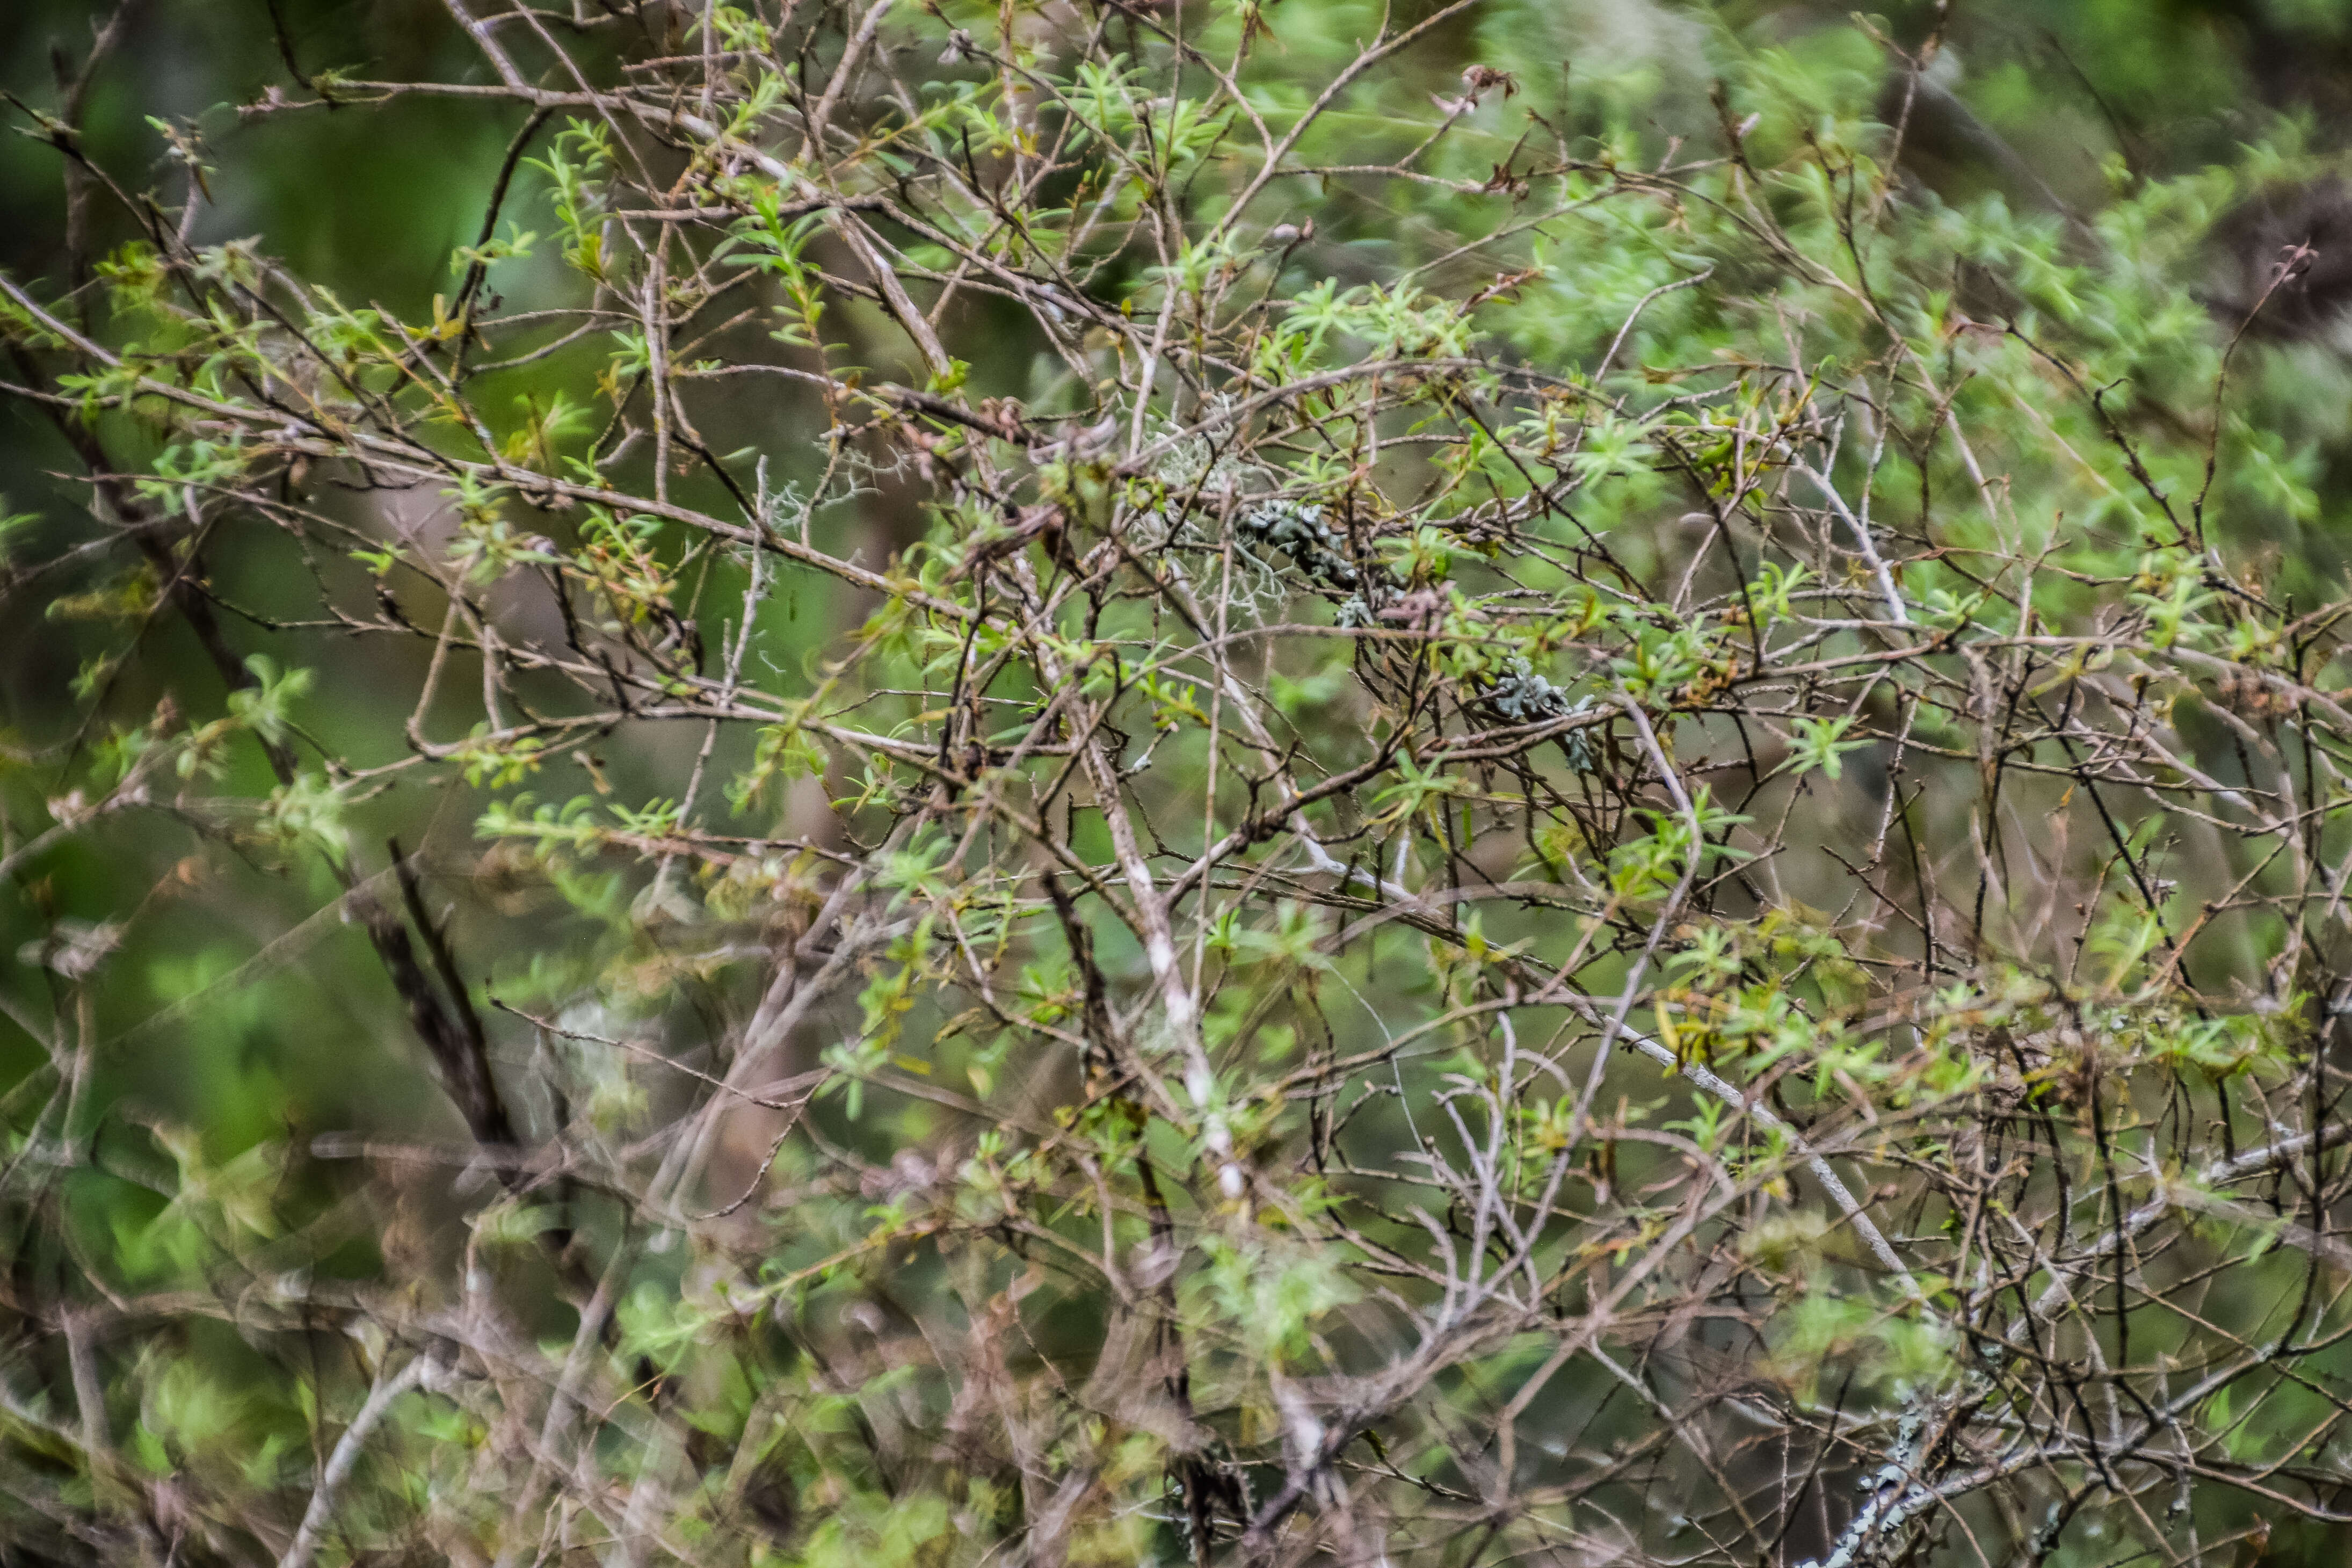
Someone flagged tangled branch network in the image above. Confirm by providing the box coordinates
[5,3,2352,1567]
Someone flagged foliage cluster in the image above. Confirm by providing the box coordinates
[9,2,2352,1567]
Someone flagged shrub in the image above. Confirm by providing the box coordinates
[5,4,2352,1566]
